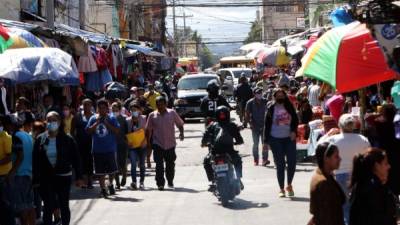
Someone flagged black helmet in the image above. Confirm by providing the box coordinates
[216,106,230,123]
[207,80,219,94]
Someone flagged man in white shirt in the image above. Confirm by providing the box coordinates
[308,79,321,107]
[317,113,370,225]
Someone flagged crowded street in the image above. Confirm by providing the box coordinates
[68,115,315,225]
[1,1,400,225]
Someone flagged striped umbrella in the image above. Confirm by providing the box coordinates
[0,24,13,53]
[8,27,47,49]
[296,22,396,93]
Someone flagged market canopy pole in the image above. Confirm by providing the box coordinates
[46,0,55,29]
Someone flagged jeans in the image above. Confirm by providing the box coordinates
[0,176,15,225]
[251,128,268,161]
[153,145,177,187]
[129,148,146,184]
[39,175,72,225]
[269,136,296,190]
[335,172,350,225]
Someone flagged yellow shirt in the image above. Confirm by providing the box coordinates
[64,115,74,135]
[144,91,161,110]
[0,131,12,176]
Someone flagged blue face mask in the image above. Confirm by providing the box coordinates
[47,122,59,132]
[132,111,139,117]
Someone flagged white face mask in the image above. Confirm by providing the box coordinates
[0,126,3,132]
[131,111,139,117]
[113,112,121,117]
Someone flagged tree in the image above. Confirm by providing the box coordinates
[244,20,262,44]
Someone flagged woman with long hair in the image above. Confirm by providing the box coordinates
[263,88,299,197]
[349,148,398,225]
[308,142,345,225]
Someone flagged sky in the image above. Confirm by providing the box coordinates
[165,4,259,55]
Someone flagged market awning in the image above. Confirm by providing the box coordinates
[125,44,166,57]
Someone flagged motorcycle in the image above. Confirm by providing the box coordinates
[210,145,241,206]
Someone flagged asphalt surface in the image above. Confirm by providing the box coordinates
[70,115,316,225]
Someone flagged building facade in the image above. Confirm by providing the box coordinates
[261,0,305,44]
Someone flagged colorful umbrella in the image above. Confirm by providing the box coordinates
[296,22,397,93]
[0,24,13,53]
[0,48,79,85]
[8,27,47,49]
[257,46,290,66]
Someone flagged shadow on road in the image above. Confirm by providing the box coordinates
[289,196,310,202]
[165,187,203,193]
[109,196,143,202]
[223,198,269,210]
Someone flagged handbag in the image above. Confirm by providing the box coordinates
[126,128,145,149]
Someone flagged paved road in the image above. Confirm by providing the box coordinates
[70,116,315,225]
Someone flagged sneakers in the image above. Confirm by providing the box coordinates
[168,182,175,190]
[254,160,259,166]
[262,160,271,166]
[158,186,165,191]
[130,182,138,190]
[108,185,116,195]
[100,188,108,198]
[279,190,286,198]
[139,182,145,190]
[286,186,295,197]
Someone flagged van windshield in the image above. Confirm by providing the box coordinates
[232,70,252,78]
[178,77,218,90]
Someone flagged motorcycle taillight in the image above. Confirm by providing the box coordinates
[216,159,225,165]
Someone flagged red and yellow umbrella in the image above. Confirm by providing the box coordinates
[297,22,396,93]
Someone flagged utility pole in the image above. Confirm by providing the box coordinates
[172,0,178,57]
[46,0,55,29]
[79,0,86,30]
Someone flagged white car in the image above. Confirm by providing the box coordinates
[217,68,253,96]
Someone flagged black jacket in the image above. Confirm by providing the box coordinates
[33,132,82,185]
[201,121,243,154]
[263,100,299,144]
[234,83,253,104]
[349,176,398,225]
[200,95,231,118]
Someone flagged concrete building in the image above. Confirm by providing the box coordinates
[261,0,305,44]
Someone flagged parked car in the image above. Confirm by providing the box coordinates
[174,74,220,119]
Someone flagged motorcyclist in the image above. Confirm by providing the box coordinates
[234,74,253,128]
[201,106,244,191]
[200,80,231,125]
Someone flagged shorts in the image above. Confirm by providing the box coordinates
[93,152,118,175]
[3,176,34,212]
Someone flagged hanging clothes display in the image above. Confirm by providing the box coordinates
[85,69,113,92]
[78,45,98,73]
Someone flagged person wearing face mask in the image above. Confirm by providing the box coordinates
[144,84,161,111]
[62,105,74,135]
[245,88,270,166]
[32,111,83,225]
[263,88,299,198]
[111,102,128,190]
[126,102,147,190]
[200,80,231,126]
